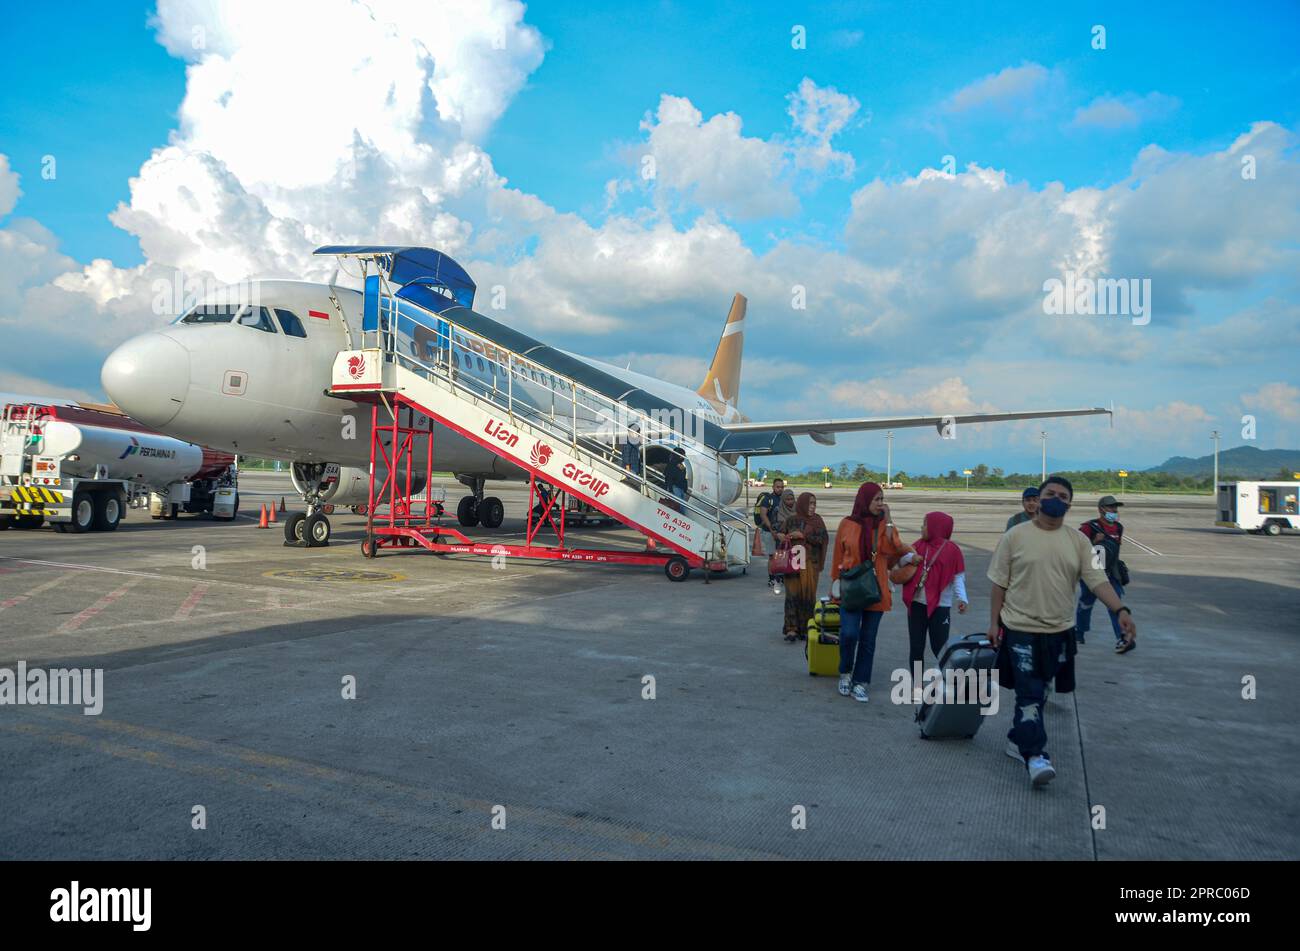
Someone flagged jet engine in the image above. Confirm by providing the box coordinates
[642,443,742,506]
[290,462,427,507]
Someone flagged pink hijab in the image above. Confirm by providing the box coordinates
[902,511,965,618]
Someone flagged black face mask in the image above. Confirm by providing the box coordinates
[1040,495,1070,518]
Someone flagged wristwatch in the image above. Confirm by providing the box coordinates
[1116,606,1132,616]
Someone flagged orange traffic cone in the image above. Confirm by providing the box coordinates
[751,530,764,557]
[278,496,287,513]
[257,504,269,529]
[268,502,277,524]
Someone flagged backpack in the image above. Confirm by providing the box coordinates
[1088,519,1129,585]
[753,491,772,527]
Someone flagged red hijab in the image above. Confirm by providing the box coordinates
[903,511,965,618]
[848,482,884,564]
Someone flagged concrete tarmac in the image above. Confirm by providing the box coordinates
[1,475,1296,859]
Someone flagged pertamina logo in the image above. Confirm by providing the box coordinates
[530,440,552,467]
[118,437,176,461]
[562,462,611,498]
[347,353,367,379]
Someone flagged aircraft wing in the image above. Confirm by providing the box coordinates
[721,407,1110,445]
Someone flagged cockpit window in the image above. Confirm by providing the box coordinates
[180,304,241,324]
[274,309,308,338]
[238,306,277,333]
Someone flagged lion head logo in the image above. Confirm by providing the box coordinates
[347,353,366,379]
[530,440,552,467]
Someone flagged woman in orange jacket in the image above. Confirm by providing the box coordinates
[831,482,913,702]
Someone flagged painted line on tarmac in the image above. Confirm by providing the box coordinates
[57,577,146,633]
[1125,536,1164,556]
[172,582,211,620]
[0,573,71,613]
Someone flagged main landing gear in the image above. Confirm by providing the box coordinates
[455,475,504,529]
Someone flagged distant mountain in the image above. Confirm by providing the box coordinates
[1146,446,1300,478]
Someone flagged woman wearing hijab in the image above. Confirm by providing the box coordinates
[897,512,968,701]
[774,491,829,642]
[830,482,913,702]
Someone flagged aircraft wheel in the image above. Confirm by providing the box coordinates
[306,513,331,547]
[284,511,307,544]
[479,496,505,529]
[93,492,125,532]
[67,492,94,533]
[457,496,480,527]
[665,556,690,583]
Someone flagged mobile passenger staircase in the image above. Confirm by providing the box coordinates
[319,246,788,582]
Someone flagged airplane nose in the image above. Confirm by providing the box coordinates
[101,332,190,428]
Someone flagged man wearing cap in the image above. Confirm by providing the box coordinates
[1077,495,1131,652]
[1006,487,1039,531]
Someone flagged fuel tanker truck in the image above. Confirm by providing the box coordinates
[0,400,238,534]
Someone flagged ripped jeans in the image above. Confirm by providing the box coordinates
[1004,628,1071,761]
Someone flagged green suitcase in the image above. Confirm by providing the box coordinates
[806,598,841,676]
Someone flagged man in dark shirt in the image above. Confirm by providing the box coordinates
[1006,486,1039,530]
[663,449,688,502]
[1075,495,1130,651]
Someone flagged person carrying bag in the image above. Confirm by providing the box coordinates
[830,482,913,703]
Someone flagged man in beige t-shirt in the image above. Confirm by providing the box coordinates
[987,476,1136,788]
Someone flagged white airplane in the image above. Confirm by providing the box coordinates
[100,246,1108,546]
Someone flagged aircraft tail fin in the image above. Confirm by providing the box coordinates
[696,293,745,409]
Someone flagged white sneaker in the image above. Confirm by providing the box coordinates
[851,683,870,703]
[912,687,924,705]
[1005,740,1023,762]
[1027,755,1056,787]
[838,674,852,696]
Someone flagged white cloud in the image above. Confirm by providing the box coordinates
[946,63,1050,112]
[1071,92,1178,129]
[786,77,860,176]
[0,154,20,218]
[637,94,796,219]
[1242,383,1300,422]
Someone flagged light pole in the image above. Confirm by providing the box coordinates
[1040,431,1048,482]
[1211,430,1221,496]
[886,431,894,486]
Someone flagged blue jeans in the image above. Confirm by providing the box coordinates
[1077,580,1124,641]
[669,485,687,501]
[839,608,884,684]
[1005,628,1070,761]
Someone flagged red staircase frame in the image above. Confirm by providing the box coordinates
[357,392,715,576]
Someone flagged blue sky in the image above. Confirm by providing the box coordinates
[1,0,1297,473]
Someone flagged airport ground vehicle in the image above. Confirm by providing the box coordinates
[0,402,238,534]
[1216,481,1299,536]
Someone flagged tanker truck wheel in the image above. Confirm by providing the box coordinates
[68,492,94,533]
[93,492,125,532]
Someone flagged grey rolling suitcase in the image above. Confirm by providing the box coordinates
[916,633,998,739]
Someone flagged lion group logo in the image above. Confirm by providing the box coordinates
[530,440,553,467]
[347,353,367,379]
